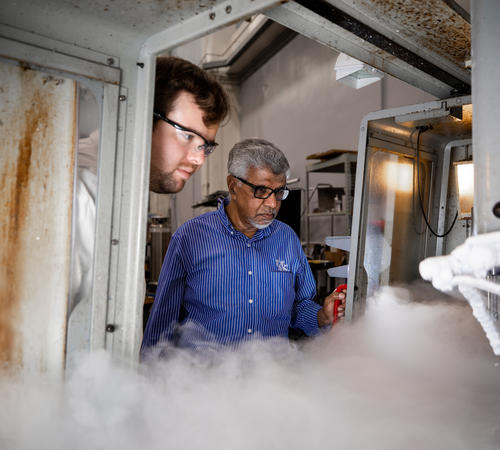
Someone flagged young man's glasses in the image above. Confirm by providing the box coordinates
[234,176,289,201]
[153,112,218,156]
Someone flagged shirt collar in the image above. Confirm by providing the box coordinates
[216,197,275,241]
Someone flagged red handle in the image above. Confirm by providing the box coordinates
[335,283,347,293]
[333,284,347,324]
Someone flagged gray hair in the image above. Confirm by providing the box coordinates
[227,138,290,178]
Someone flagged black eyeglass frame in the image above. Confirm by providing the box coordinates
[233,176,289,201]
[153,112,218,155]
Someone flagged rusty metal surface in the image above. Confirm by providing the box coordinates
[295,0,470,95]
[356,0,471,67]
[0,0,226,44]
[0,61,77,376]
[72,0,221,30]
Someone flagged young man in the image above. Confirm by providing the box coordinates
[141,138,345,356]
[149,57,229,194]
[69,57,229,352]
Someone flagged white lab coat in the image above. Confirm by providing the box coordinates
[67,131,98,367]
[67,130,144,367]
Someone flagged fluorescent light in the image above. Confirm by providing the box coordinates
[454,160,474,218]
[385,161,413,193]
[334,53,383,89]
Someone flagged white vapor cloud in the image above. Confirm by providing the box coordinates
[1,283,499,450]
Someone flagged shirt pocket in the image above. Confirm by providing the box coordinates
[264,261,296,318]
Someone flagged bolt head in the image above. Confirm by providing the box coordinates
[493,202,500,218]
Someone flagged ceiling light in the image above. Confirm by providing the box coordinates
[454,160,474,219]
[334,53,384,89]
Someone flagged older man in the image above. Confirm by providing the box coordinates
[141,138,344,354]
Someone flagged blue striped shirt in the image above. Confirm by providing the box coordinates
[141,199,321,354]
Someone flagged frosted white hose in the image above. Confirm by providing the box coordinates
[419,231,500,355]
[451,276,500,296]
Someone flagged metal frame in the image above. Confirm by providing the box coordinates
[346,95,471,321]
[266,1,468,98]
[4,0,285,366]
[4,0,495,366]
[65,78,121,363]
[305,0,470,87]
[472,0,500,234]
[435,139,472,255]
[106,0,285,362]
[304,153,356,252]
[90,82,121,350]
[0,29,121,374]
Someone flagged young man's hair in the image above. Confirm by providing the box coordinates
[154,56,229,127]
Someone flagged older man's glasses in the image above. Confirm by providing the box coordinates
[153,112,218,156]
[234,176,289,200]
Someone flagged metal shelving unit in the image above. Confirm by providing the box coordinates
[305,152,357,254]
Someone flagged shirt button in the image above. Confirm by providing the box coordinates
[248,270,252,275]
[249,299,254,304]
[247,243,251,247]
[247,328,253,334]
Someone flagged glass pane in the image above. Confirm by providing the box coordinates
[67,83,101,364]
[362,149,431,297]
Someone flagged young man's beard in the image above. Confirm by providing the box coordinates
[150,168,185,194]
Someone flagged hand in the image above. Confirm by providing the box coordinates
[317,288,346,327]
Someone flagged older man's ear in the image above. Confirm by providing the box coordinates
[227,175,237,194]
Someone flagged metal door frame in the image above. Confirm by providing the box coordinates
[0,29,121,360]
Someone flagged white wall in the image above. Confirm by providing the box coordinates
[239,35,380,179]
[238,34,435,243]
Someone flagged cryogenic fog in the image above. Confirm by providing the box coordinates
[1,283,499,450]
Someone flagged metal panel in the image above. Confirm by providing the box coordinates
[0,37,120,85]
[0,0,230,50]
[435,139,471,255]
[91,82,121,351]
[266,1,468,98]
[471,0,500,233]
[0,24,119,69]
[346,115,370,321]
[0,31,121,371]
[0,61,77,377]
[323,0,471,83]
[66,80,121,367]
[143,0,284,54]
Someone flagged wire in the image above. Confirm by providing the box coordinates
[412,159,427,236]
[415,126,458,238]
[408,129,427,235]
